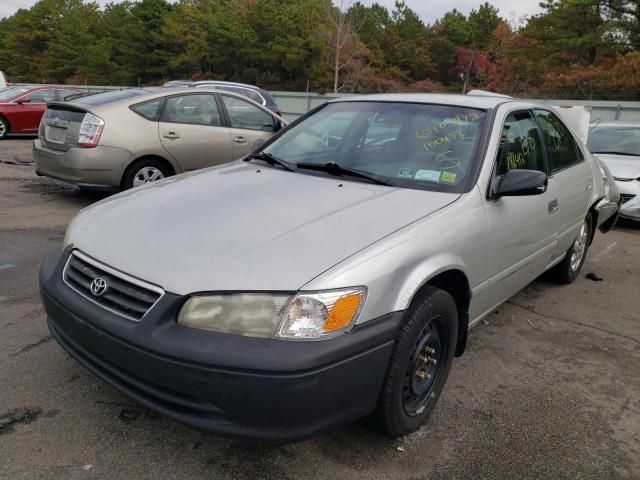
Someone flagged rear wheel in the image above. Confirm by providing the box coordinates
[550,212,593,284]
[373,286,458,437]
[122,158,172,190]
[0,117,9,140]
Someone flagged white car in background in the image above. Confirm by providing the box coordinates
[588,121,640,222]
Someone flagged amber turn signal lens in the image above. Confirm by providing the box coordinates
[323,293,363,332]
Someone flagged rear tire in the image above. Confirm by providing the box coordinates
[550,212,593,284]
[122,158,172,190]
[0,117,9,140]
[373,286,458,437]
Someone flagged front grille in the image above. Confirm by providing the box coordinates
[63,250,163,321]
[620,193,636,205]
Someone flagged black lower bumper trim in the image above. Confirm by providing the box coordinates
[41,247,402,441]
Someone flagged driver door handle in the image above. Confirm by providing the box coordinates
[233,136,247,145]
[163,131,180,139]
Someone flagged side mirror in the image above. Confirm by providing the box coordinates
[496,169,547,197]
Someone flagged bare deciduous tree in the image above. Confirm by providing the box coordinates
[322,0,364,93]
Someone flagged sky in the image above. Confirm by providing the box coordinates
[0,0,544,23]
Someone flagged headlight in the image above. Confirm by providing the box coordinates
[178,293,291,338]
[177,287,366,340]
[276,287,366,340]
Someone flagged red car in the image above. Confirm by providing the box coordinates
[0,85,83,140]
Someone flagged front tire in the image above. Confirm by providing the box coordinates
[373,286,458,437]
[0,117,9,140]
[551,212,593,284]
[122,158,172,190]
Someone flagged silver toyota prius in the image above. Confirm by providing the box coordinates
[40,93,619,441]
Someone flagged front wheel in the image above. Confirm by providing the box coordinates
[373,286,458,437]
[550,212,593,284]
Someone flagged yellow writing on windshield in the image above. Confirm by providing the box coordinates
[415,112,481,140]
[424,131,466,150]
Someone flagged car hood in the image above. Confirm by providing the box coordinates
[594,154,640,180]
[68,162,459,294]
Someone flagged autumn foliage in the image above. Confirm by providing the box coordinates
[0,0,639,99]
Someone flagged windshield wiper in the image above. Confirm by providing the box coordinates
[591,151,639,157]
[245,152,296,172]
[295,161,394,186]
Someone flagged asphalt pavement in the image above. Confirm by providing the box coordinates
[1,138,639,479]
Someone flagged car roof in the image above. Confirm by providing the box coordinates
[590,121,640,128]
[56,87,282,115]
[328,93,516,109]
[194,80,265,90]
[19,85,81,92]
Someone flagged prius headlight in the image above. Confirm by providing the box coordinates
[177,287,367,340]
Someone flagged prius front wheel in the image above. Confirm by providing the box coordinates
[373,286,458,437]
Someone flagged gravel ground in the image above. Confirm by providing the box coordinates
[1,139,639,480]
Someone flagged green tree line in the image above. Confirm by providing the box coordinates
[1,0,639,99]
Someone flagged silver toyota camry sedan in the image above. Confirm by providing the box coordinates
[40,93,619,442]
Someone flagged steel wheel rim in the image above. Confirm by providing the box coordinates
[132,167,164,187]
[0,121,6,137]
[570,221,589,272]
[402,316,447,417]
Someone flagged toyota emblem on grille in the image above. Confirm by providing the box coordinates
[90,277,108,296]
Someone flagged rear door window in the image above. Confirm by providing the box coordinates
[496,111,546,176]
[161,94,221,126]
[221,95,275,131]
[131,98,165,121]
[535,110,582,173]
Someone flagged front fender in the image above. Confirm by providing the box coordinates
[302,189,489,326]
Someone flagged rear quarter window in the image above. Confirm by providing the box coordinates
[130,98,165,121]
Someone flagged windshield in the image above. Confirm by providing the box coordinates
[588,125,640,157]
[263,101,487,191]
[0,87,28,101]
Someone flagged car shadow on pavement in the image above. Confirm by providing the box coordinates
[17,176,113,205]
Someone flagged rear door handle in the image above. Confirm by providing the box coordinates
[163,131,180,139]
[548,199,559,214]
[233,136,247,145]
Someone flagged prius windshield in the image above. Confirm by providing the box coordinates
[263,101,487,191]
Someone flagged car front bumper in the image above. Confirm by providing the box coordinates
[33,139,133,188]
[40,247,400,442]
